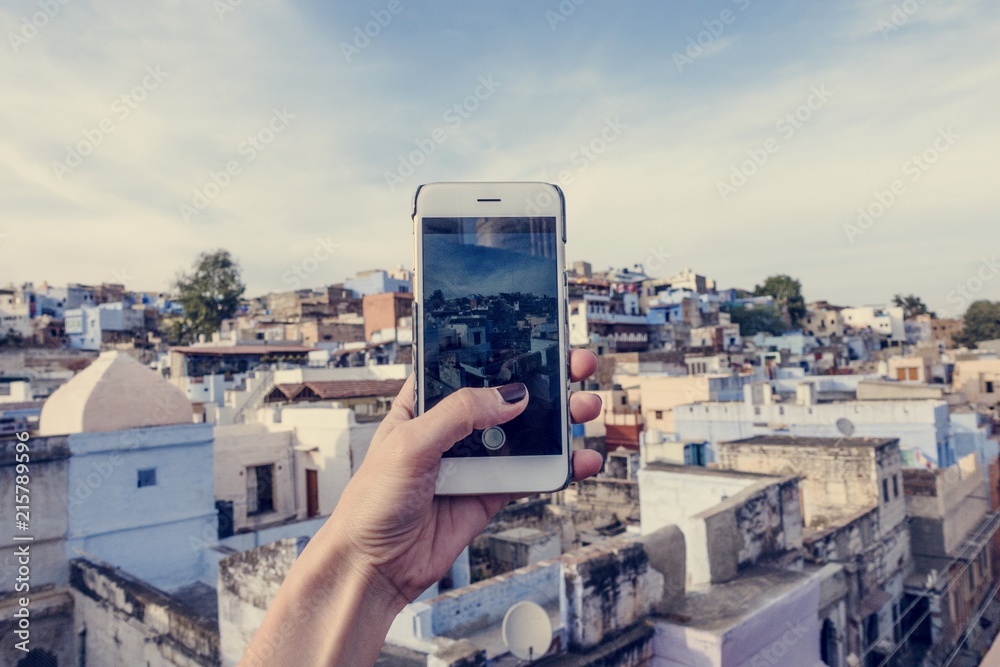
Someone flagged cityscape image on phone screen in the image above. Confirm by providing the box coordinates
[421,216,563,457]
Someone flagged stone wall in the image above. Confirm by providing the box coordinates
[70,559,218,667]
[217,537,306,667]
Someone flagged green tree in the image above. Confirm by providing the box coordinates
[172,250,246,344]
[727,305,788,336]
[892,293,933,319]
[954,300,1000,348]
[754,274,806,325]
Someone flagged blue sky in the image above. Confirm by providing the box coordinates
[0,0,997,316]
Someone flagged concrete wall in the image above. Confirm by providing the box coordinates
[652,570,823,667]
[1,435,69,592]
[71,559,218,667]
[575,478,640,522]
[674,399,949,466]
[717,439,907,534]
[387,528,685,661]
[904,455,989,560]
[639,466,799,586]
[66,423,216,591]
[217,537,305,667]
[953,359,1000,406]
[214,423,297,532]
[0,588,75,667]
[561,538,666,651]
[278,405,371,515]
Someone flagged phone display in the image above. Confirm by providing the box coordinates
[421,216,562,457]
[412,182,570,495]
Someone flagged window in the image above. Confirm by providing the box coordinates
[137,468,157,488]
[655,410,663,420]
[893,474,899,498]
[247,464,275,515]
[987,381,995,394]
[882,479,889,502]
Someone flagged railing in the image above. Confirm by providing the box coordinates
[232,369,274,424]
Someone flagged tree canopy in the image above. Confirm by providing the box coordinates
[892,293,933,319]
[753,274,806,324]
[727,305,788,336]
[954,300,1000,348]
[171,250,246,344]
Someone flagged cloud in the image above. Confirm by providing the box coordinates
[0,0,996,316]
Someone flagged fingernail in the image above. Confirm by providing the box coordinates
[497,383,527,404]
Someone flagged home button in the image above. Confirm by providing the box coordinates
[482,426,506,450]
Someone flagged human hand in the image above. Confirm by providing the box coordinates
[329,348,603,605]
[242,349,603,667]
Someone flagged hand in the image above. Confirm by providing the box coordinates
[331,348,604,605]
[241,349,603,667]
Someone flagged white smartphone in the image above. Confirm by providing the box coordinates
[412,182,572,495]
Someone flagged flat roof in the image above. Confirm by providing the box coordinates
[642,461,787,481]
[170,344,315,356]
[662,566,814,633]
[721,435,898,449]
[268,379,405,402]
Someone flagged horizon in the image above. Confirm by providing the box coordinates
[1,0,998,318]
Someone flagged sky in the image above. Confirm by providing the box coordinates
[1,0,998,318]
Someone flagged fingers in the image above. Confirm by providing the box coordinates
[398,383,530,460]
[571,449,604,482]
[569,349,598,383]
[570,392,602,424]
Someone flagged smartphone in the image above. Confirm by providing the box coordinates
[412,182,571,495]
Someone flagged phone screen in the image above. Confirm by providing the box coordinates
[421,216,563,458]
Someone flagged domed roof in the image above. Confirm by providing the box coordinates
[38,351,192,435]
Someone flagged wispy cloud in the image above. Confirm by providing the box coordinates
[0,0,997,314]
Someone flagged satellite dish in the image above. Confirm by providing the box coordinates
[502,601,552,662]
[836,418,855,437]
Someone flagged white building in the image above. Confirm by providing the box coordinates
[673,382,953,467]
[841,305,906,343]
[0,287,32,338]
[37,350,215,590]
[65,303,145,350]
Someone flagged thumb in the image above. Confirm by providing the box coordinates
[405,383,529,461]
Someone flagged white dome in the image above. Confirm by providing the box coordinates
[38,350,192,435]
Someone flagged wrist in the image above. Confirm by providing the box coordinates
[244,517,406,666]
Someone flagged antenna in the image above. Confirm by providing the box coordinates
[502,601,552,662]
[835,418,855,438]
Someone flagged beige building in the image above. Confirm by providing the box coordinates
[635,373,753,433]
[887,355,933,383]
[952,358,1000,408]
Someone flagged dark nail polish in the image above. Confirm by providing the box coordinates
[497,383,527,404]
